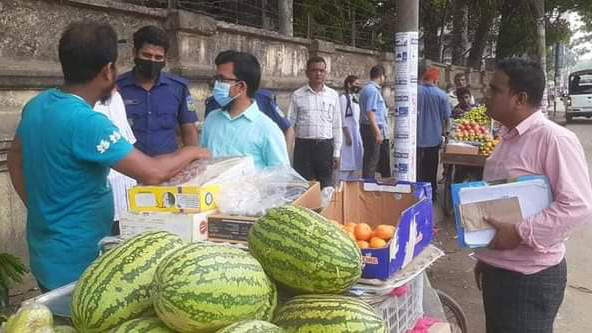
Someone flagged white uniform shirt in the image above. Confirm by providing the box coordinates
[287,85,342,157]
[94,91,137,221]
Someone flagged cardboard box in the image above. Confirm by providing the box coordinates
[127,184,219,213]
[207,182,322,243]
[322,180,433,280]
[119,211,214,243]
[451,176,552,248]
[445,142,479,155]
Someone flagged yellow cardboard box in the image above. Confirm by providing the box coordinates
[127,184,219,213]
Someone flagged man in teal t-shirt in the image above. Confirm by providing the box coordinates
[8,22,209,290]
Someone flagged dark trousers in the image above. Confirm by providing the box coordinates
[361,124,381,178]
[482,260,567,333]
[293,138,334,188]
[417,145,440,199]
[378,139,391,178]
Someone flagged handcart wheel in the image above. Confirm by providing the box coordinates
[436,289,469,333]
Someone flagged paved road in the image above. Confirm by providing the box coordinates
[431,104,592,332]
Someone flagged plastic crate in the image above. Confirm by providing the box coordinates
[372,273,424,333]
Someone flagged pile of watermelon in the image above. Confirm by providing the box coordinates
[63,206,386,332]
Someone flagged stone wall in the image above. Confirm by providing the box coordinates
[0,0,492,261]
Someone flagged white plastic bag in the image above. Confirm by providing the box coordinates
[215,165,309,216]
[1,303,54,333]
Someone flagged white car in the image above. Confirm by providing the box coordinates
[566,69,592,122]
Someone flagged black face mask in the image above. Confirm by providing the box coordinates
[352,86,361,94]
[134,58,165,79]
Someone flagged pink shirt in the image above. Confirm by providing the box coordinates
[475,111,592,274]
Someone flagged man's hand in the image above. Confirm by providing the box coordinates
[333,157,340,170]
[485,217,522,250]
[186,146,211,160]
[474,261,485,291]
[375,131,384,145]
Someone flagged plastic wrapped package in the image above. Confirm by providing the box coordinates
[1,303,54,333]
[158,156,255,186]
[215,165,310,216]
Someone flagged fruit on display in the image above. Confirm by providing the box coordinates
[479,137,501,156]
[1,303,53,333]
[340,223,395,249]
[273,294,387,333]
[153,243,277,333]
[451,120,491,142]
[248,206,362,295]
[110,317,174,333]
[53,326,78,333]
[71,231,184,333]
[458,105,489,125]
[215,320,285,333]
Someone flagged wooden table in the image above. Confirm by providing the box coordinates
[441,150,487,216]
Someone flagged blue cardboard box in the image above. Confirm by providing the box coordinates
[321,180,433,280]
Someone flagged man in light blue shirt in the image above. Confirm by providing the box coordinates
[359,65,389,178]
[417,67,451,199]
[201,51,289,168]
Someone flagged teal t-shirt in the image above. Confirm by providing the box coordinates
[16,89,133,289]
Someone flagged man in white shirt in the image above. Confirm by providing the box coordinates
[288,56,342,188]
[94,90,137,234]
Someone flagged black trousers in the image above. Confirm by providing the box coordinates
[293,138,334,188]
[482,260,567,333]
[360,124,381,178]
[417,145,440,199]
[378,139,391,178]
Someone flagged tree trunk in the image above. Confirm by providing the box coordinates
[279,0,294,36]
[451,0,468,65]
[421,0,442,62]
[529,0,547,112]
[466,12,494,69]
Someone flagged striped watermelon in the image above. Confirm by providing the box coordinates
[71,231,184,333]
[154,243,277,333]
[248,205,362,294]
[274,294,386,333]
[215,320,284,333]
[110,318,175,333]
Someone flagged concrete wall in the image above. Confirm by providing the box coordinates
[0,0,493,261]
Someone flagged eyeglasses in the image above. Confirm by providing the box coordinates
[212,74,240,84]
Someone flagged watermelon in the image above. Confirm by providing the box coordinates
[71,231,184,333]
[215,320,284,333]
[248,205,362,294]
[154,243,277,333]
[274,294,386,333]
[110,318,174,333]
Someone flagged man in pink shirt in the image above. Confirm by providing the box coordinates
[475,58,592,332]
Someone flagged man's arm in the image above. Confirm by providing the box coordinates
[285,126,295,145]
[113,146,210,185]
[180,123,198,147]
[7,136,27,207]
[517,134,592,249]
[365,90,383,144]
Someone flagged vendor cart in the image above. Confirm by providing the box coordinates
[441,150,487,216]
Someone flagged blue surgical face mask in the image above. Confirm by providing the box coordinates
[212,80,239,107]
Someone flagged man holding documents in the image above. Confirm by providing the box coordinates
[474,58,592,333]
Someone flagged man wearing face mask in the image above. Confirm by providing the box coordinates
[117,25,198,157]
[200,51,289,168]
[7,22,210,291]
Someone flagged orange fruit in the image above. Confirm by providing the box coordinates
[374,225,395,241]
[344,225,355,233]
[357,240,370,249]
[354,223,373,241]
[345,222,357,229]
[370,237,387,248]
